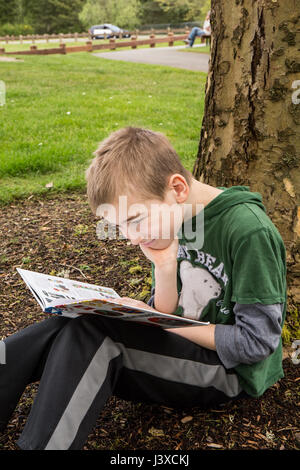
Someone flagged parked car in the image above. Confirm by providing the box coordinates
[89,24,131,39]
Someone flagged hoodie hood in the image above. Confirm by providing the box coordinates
[203,185,266,221]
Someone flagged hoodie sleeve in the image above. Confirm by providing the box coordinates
[147,286,156,308]
[231,227,286,304]
[214,302,284,369]
[147,262,156,308]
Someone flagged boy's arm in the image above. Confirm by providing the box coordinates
[147,261,217,350]
[166,302,284,358]
[142,238,179,314]
[213,302,284,368]
[166,324,217,350]
[152,263,179,314]
[148,228,285,362]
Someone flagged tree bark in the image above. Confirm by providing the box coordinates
[193,0,300,309]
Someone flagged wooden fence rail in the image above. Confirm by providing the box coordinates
[0,28,191,43]
[0,33,200,56]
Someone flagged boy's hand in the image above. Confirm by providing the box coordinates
[139,237,179,269]
[117,297,157,312]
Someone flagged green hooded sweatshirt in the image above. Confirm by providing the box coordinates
[150,185,287,397]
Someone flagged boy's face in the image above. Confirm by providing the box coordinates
[98,186,185,250]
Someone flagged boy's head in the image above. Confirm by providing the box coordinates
[85,127,193,249]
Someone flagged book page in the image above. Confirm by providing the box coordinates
[17,268,210,328]
[16,268,120,308]
[45,298,210,326]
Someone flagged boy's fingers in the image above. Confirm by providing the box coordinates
[118,297,155,310]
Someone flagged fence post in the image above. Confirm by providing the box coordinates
[60,43,66,54]
[59,33,63,44]
[168,30,174,47]
[86,40,92,52]
[0,48,5,54]
[131,35,137,49]
[5,35,9,44]
[150,33,155,48]
[45,34,49,43]
[19,35,23,44]
[30,45,37,53]
[109,38,116,50]
[75,32,78,42]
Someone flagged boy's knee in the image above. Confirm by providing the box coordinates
[58,314,104,337]
[40,315,71,332]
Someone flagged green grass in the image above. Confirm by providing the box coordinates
[0,52,207,204]
[180,44,211,54]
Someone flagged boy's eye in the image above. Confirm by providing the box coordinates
[131,217,146,225]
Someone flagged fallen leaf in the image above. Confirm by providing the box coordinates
[148,427,164,437]
[45,182,53,188]
[181,415,193,424]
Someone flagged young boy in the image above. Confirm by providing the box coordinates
[0,127,286,450]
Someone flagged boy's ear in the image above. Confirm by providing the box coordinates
[168,174,189,203]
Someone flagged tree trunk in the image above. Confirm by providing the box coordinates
[193,0,300,312]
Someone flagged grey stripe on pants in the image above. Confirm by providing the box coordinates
[44,330,242,449]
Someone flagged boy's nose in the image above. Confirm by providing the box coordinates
[120,229,142,245]
[130,237,144,245]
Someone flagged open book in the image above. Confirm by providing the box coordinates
[16,268,210,329]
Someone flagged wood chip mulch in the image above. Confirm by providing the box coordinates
[0,191,299,450]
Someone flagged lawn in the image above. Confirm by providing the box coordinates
[0,51,206,204]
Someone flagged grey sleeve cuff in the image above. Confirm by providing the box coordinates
[215,324,240,369]
[214,302,284,369]
[147,287,155,308]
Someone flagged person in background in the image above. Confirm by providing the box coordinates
[184,10,211,47]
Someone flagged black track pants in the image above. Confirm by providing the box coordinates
[0,314,246,450]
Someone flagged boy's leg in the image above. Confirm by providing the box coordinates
[0,316,71,431]
[16,315,246,450]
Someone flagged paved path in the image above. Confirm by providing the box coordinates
[93,45,209,72]
[0,57,23,62]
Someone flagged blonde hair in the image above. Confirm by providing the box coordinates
[85,127,192,215]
